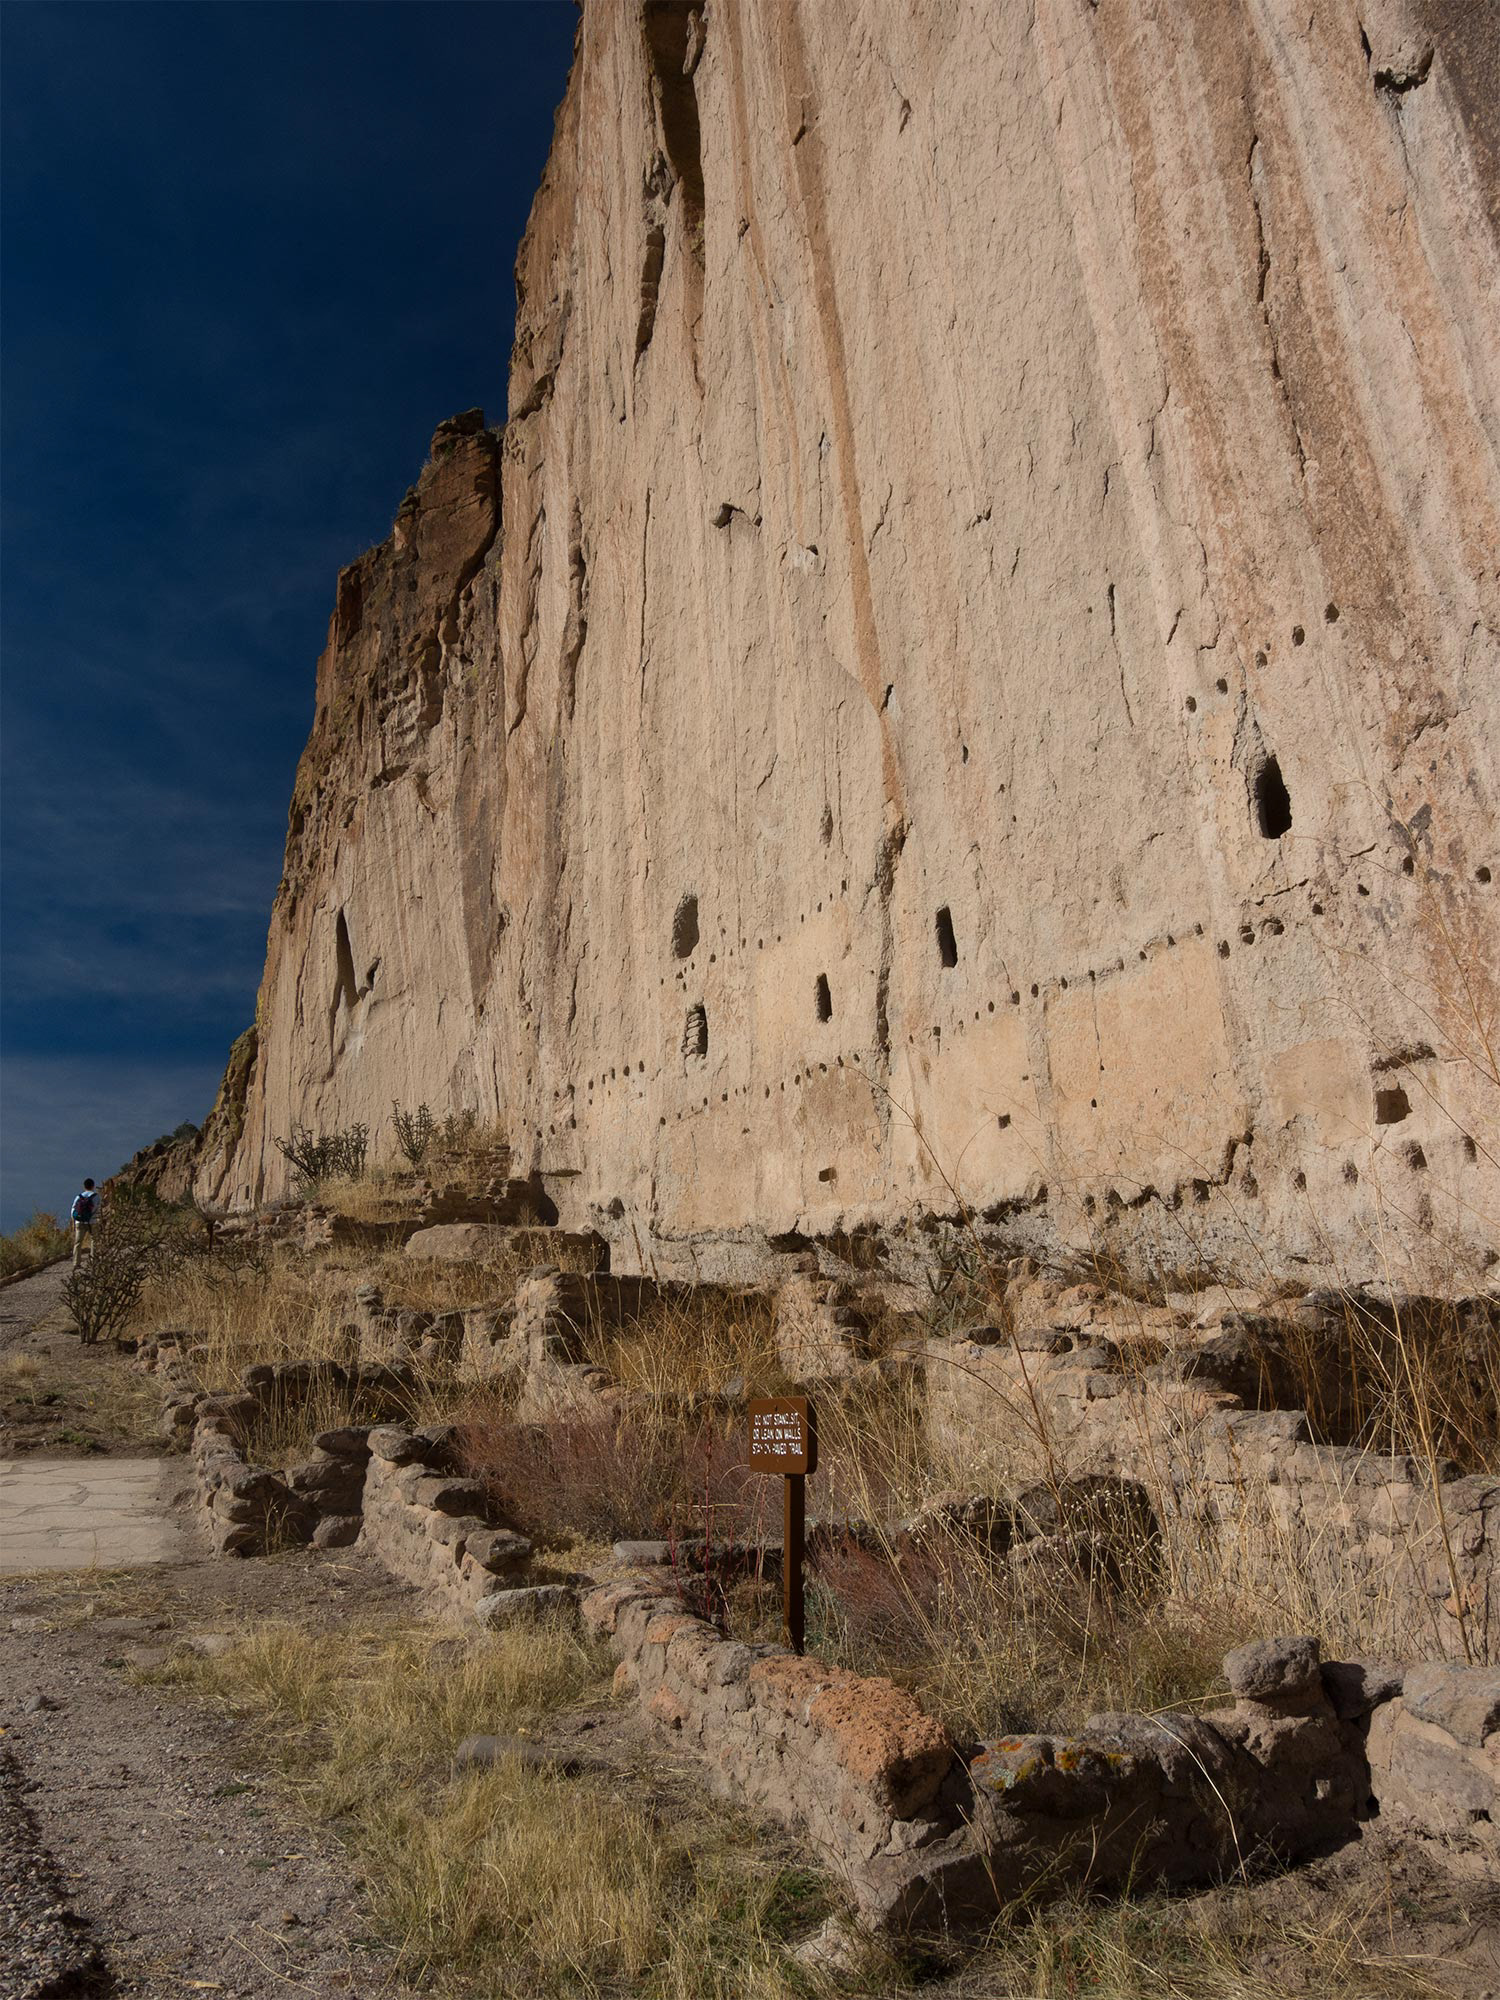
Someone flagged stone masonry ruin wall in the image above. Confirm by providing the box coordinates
[185,0,1499,1293]
[133,1270,1500,1941]
[139,1237,1499,1672]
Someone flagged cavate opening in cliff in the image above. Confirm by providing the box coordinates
[333,910,359,1014]
[935,906,959,968]
[815,973,833,1023]
[672,893,699,959]
[682,1003,708,1060]
[1253,754,1293,839]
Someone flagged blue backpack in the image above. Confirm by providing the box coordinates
[72,1191,96,1224]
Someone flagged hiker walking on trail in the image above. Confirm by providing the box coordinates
[70,1180,99,1267]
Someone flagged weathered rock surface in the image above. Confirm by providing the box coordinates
[193,0,1498,1287]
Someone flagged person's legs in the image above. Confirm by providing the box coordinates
[72,1221,82,1268]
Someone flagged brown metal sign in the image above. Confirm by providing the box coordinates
[747,1396,817,1476]
[748,1395,817,1655]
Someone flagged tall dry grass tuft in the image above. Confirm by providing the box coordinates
[960,1885,1450,1998]
[582,1284,783,1400]
[458,1401,763,1548]
[359,1235,597,1317]
[134,1252,351,1383]
[143,1618,832,1998]
[0,1211,71,1279]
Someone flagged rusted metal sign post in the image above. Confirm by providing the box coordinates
[748,1395,817,1654]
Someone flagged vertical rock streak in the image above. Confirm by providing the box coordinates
[197,0,1498,1286]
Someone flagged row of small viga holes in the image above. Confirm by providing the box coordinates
[536,873,1487,1156]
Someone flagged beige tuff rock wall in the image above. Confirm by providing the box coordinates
[205,0,1500,1286]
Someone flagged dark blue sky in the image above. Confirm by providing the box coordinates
[0,0,578,1231]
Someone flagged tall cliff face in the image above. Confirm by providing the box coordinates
[205,0,1500,1286]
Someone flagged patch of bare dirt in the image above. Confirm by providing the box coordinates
[1,1551,426,1999]
[0,1265,161,1461]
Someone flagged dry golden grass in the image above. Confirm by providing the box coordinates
[133,1252,345,1375]
[144,1617,834,1999]
[361,1235,596,1315]
[0,1210,71,1278]
[584,1284,784,1399]
[239,1368,436,1466]
[816,1560,1234,1747]
[949,1886,1453,1998]
[2,1352,42,1393]
[308,1168,420,1223]
[132,1613,1468,2000]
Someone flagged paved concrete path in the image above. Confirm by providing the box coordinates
[0,1457,188,1572]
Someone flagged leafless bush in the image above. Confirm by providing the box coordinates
[274,1121,370,1195]
[391,1101,435,1168]
[65,1194,185,1344]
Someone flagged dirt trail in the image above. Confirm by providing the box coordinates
[0,1266,423,2000]
[0,1262,73,1358]
[1,1263,162,1461]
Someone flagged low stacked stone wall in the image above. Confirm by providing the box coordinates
[584,1574,955,1923]
[586,1576,1500,1932]
[925,1312,1498,1663]
[360,1425,535,1619]
[137,1338,415,1554]
[191,1414,311,1556]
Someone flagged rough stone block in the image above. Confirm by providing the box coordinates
[409,1475,487,1516]
[464,1527,533,1575]
[313,1426,372,1459]
[312,1514,362,1549]
[1320,1658,1405,1721]
[474,1585,580,1630]
[366,1426,424,1464]
[405,1223,515,1261]
[1224,1636,1324,1704]
[1402,1662,1500,1747]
